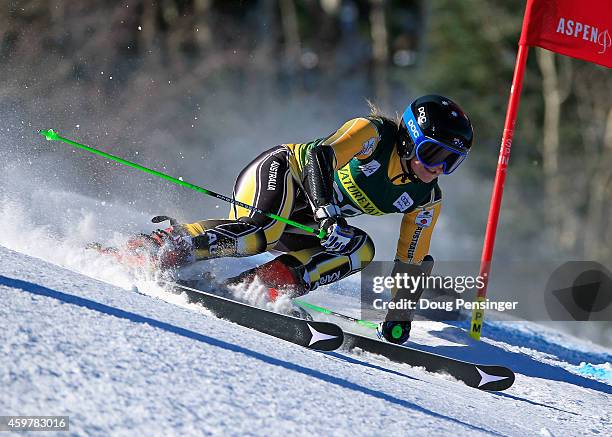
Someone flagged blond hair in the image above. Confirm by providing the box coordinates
[366,99,402,126]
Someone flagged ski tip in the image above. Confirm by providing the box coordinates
[306,322,344,351]
[475,366,516,391]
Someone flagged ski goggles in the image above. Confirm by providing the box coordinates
[402,108,469,175]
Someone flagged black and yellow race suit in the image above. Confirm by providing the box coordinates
[178,116,441,291]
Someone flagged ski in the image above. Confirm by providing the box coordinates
[294,299,514,391]
[89,242,511,389]
[342,332,515,391]
[87,243,342,351]
[168,281,344,352]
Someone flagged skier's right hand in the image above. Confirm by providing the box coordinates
[315,204,355,253]
[319,216,356,253]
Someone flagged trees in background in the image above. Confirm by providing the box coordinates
[1,0,610,262]
[421,0,611,263]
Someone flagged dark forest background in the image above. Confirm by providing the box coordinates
[1,1,611,342]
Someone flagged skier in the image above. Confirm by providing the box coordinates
[120,94,473,343]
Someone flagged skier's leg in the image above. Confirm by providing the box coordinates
[287,228,375,291]
[229,145,296,249]
[227,228,375,297]
[122,146,295,269]
[178,219,268,259]
[176,145,296,260]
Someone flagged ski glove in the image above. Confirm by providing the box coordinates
[380,255,435,344]
[377,320,412,344]
[315,204,355,253]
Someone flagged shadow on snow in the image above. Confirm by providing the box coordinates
[1,274,503,436]
[413,323,611,395]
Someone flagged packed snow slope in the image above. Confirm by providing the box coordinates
[1,245,611,436]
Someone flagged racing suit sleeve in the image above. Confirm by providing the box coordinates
[304,117,381,208]
[322,117,381,169]
[395,199,442,264]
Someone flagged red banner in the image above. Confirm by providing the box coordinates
[520,0,611,68]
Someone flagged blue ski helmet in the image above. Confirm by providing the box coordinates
[399,95,473,174]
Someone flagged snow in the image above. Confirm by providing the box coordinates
[572,363,612,383]
[1,244,611,436]
[0,173,610,435]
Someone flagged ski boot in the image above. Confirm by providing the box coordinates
[89,216,195,272]
[226,254,309,298]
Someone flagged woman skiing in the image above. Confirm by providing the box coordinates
[123,94,474,343]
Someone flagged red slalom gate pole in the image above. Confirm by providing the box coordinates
[469,0,611,339]
[469,42,530,340]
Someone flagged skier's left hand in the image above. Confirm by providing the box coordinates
[380,255,435,343]
[377,320,412,344]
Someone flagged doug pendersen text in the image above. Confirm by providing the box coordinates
[371,297,519,312]
[370,273,518,312]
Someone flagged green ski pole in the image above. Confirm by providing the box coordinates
[293,299,379,330]
[39,129,326,239]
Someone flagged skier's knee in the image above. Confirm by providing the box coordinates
[235,217,273,254]
[352,230,376,270]
[307,232,375,291]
